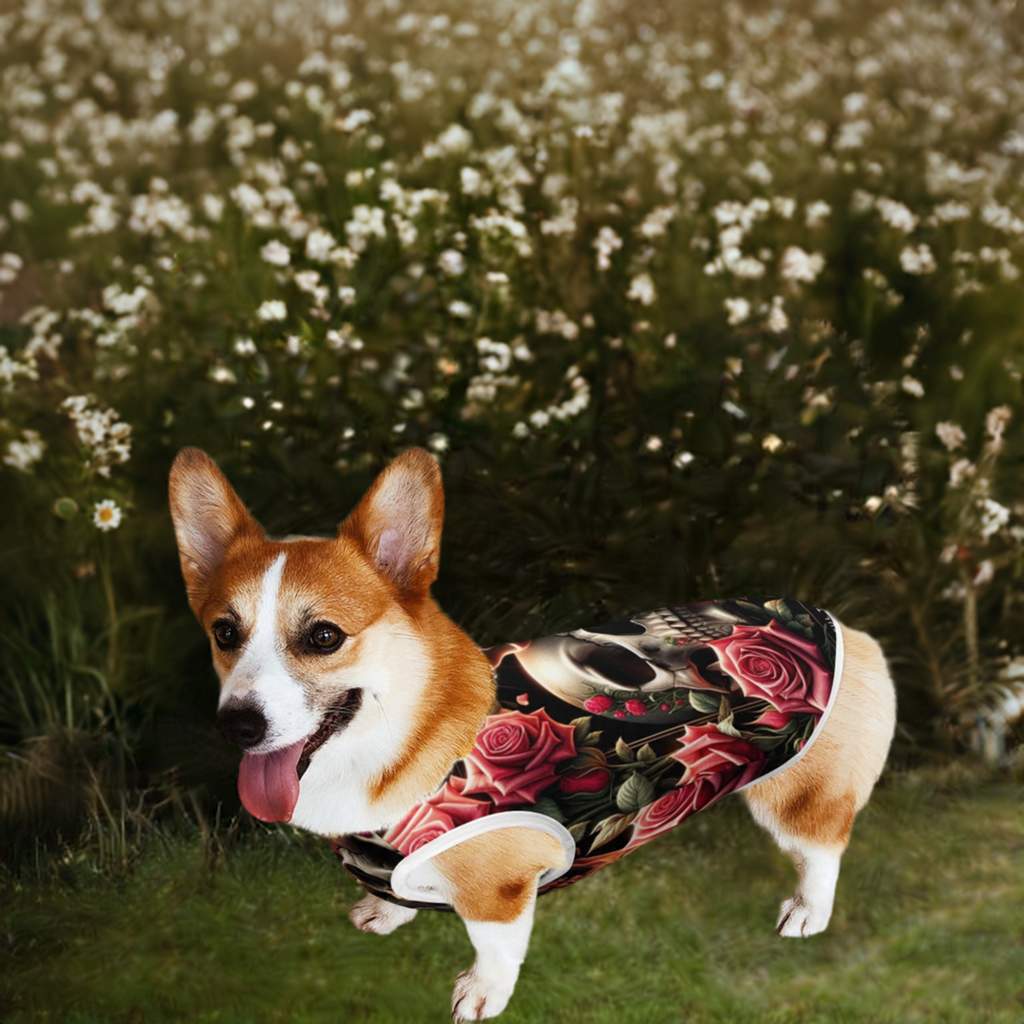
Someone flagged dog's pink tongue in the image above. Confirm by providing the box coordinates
[238,739,306,822]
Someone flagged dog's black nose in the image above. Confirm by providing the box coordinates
[217,705,267,749]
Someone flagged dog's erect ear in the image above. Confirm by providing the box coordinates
[340,447,444,596]
[169,448,260,608]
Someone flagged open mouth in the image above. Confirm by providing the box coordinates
[296,687,363,780]
[237,688,363,823]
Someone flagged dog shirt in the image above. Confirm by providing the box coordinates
[333,597,842,910]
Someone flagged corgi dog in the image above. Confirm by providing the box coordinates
[169,446,896,1022]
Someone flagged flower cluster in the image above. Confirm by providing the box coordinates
[60,396,132,477]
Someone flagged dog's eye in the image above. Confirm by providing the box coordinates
[212,619,241,651]
[307,622,344,653]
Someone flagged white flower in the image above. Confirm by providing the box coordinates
[435,123,473,154]
[93,499,123,531]
[233,337,257,356]
[985,405,1012,450]
[257,300,287,321]
[438,249,466,276]
[875,197,919,233]
[231,184,264,215]
[949,458,975,488]
[935,421,966,451]
[260,240,291,266]
[765,296,789,333]
[638,205,676,239]
[338,286,356,305]
[901,375,925,398]
[593,226,622,271]
[779,246,826,284]
[540,197,579,237]
[61,396,132,474]
[805,200,832,228]
[448,299,473,318]
[3,429,45,472]
[900,244,937,275]
[306,228,338,262]
[745,159,773,185]
[460,166,484,196]
[724,297,751,326]
[672,451,695,469]
[344,205,387,253]
[627,273,656,306]
[979,499,1010,541]
[973,559,994,587]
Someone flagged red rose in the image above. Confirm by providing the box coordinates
[671,722,764,781]
[624,699,647,716]
[705,619,832,715]
[461,709,577,808]
[584,694,615,713]
[384,775,491,855]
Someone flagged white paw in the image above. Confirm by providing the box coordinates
[776,896,831,938]
[451,965,515,1022]
[349,894,418,935]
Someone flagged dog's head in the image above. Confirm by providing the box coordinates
[168,447,446,829]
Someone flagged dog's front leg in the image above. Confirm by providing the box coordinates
[431,826,567,1022]
[451,898,537,1022]
[349,893,418,935]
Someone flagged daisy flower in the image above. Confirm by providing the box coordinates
[93,499,123,531]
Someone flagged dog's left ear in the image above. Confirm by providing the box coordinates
[340,447,444,597]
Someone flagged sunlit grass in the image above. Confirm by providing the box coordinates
[3,778,1021,1023]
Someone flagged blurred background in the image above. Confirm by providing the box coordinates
[1,0,1022,1019]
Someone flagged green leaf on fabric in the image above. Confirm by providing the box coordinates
[568,821,589,845]
[590,812,636,850]
[532,797,567,823]
[689,690,720,714]
[614,736,633,762]
[615,772,655,812]
[571,716,594,746]
[717,715,743,738]
[636,743,656,763]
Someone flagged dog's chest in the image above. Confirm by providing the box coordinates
[334,597,841,909]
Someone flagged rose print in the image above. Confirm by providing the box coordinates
[461,708,577,808]
[670,722,765,781]
[706,619,832,714]
[385,775,491,855]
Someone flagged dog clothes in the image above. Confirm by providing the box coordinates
[334,597,842,910]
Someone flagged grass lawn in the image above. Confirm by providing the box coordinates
[2,776,1022,1024]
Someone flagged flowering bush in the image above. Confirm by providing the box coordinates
[1,0,1024,855]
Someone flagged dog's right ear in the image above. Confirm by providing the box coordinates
[169,448,260,610]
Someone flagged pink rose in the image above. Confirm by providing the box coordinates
[584,694,615,713]
[385,775,490,855]
[624,699,647,716]
[671,722,765,781]
[705,619,832,714]
[462,709,577,808]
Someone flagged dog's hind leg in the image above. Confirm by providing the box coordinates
[349,893,418,935]
[742,622,896,937]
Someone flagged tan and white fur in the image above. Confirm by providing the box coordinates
[169,446,896,1022]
